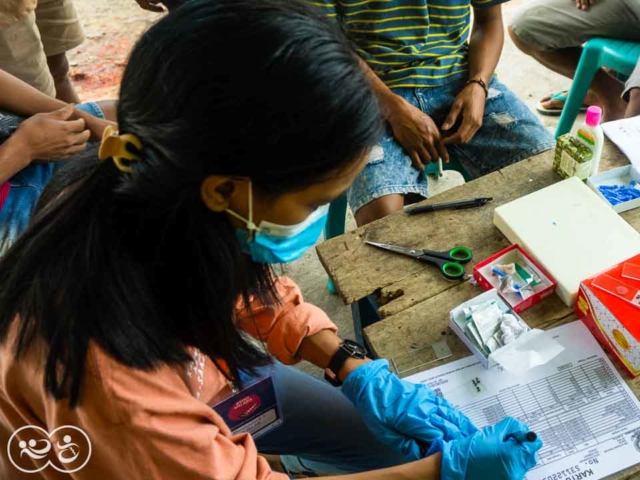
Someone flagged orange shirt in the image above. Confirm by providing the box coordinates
[0,277,337,479]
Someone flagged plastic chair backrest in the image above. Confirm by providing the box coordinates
[555,38,640,137]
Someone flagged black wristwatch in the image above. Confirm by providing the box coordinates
[324,339,367,387]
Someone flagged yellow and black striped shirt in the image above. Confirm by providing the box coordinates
[310,0,507,88]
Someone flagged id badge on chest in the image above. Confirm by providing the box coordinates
[210,375,283,439]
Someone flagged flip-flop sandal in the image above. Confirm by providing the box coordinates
[536,90,589,116]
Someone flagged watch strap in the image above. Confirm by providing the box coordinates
[324,340,367,387]
[327,345,352,382]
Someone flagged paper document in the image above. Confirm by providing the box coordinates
[602,117,640,170]
[407,321,640,480]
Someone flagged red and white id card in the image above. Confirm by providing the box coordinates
[211,376,283,439]
[592,274,640,310]
[622,262,640,282]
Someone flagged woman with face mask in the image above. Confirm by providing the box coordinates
[0,1,541,479]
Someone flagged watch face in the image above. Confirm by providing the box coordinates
[343,339,367,358]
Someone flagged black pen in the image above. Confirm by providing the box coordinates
[405,197,493,215]
[504,431,538,443]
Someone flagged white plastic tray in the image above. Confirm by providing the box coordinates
[587,165,640,213]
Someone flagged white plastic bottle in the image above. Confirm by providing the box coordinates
[576,106,604,177]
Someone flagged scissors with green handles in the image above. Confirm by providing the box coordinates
[365,241,473,280]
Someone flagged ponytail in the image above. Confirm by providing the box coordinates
[0,155,125,403]
[0,148,273,406]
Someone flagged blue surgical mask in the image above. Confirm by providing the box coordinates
[227,182,329,264]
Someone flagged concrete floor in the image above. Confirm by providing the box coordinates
[284,0,572,376]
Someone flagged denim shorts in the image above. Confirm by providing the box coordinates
[348,77,556,213]
[0,101,104,255]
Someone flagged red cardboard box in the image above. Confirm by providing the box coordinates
[576,254,640,377]
[473,244,557,313]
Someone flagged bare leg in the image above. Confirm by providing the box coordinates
[46,53,80,104]
[626,89,640,118]
[96,99,118,122]
[509,28,627,121]
[354,194,404,226]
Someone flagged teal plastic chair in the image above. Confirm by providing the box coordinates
[323,159,472,293]
[556,38,640,137]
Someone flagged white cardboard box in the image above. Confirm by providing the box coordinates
[449,289,530,369]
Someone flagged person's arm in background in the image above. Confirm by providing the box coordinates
[0,105,89,183]
[626,89,640,118]
[624,60,640,118]
[442,3,505,144]
[0,139,29,185]
[0,69,115,140]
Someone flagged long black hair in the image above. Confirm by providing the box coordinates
[0,0,381,406]
[32,144,100,215]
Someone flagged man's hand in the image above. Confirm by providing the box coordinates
[12,105,90,161]
[386,96,449,170]
[442,83,486,145]
[134,0,165,12]
[576,0,595,10]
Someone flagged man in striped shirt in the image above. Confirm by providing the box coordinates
[311,0,555,224]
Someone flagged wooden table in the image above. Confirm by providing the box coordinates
[316,144,640,480]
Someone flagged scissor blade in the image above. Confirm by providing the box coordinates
[365,241,424,259]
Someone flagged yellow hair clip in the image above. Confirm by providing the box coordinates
[98,125,143,173]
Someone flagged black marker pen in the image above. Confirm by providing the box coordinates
[504,431,538,443]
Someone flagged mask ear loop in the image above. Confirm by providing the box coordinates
[225,180,260,234]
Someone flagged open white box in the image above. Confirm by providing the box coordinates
[450,289,565,373]
[587,165,640,213]
[449,289,530,369]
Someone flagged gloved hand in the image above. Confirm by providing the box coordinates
[341,359,478,462]
[439,416,543,480]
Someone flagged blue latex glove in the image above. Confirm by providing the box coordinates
[439,416,543,480]
[341,359,478,462]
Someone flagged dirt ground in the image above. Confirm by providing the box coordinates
[67,0,160,101]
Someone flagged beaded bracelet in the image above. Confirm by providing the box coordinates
[465,78,489,97]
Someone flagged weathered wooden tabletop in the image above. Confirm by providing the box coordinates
[316,143,640,480]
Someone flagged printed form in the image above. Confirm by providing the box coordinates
[602,116,640,168]
[407,321,640,480]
